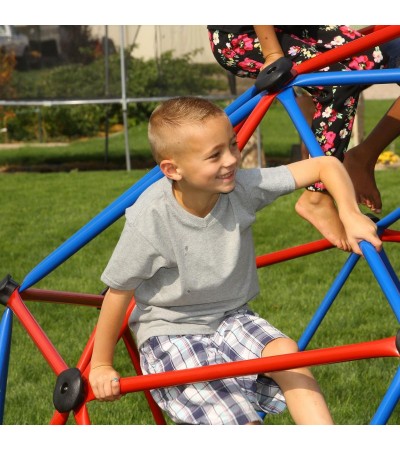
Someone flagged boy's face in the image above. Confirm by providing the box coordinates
[169,115,241,195]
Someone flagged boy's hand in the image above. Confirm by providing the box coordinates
[341,211,382,256]
[89,365,122,402]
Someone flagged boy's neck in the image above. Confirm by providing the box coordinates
[172,182,220,218]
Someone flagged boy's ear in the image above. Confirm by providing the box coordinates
[159,159,182,181]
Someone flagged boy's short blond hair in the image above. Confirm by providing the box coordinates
[148,96,227,164]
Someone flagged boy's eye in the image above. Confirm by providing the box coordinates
[208,152,220,159]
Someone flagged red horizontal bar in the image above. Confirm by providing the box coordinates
[296,26,400,75]
[256,228,399,268]
[16,232,399,307]
[358,25,389,35]
[21,288,104,308]
[382,229,400,243]
[256,238,332,268]
[85,336,398,402]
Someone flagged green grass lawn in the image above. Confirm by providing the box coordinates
[0,165,398,425]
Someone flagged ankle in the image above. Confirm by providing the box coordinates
[300,190,332,207]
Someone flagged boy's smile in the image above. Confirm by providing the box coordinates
[216,168,236,183]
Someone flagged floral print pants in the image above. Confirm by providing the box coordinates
[208,26,387,191]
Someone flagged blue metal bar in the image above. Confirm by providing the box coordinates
[277,88,325,157]
[359,241,400,323]
[379,248,400,293]
[291,68,400,88]
[298,204,400,350]
[376,207,400,232]
[228,92,265,128]
[224,85,259,116]
[370,365,400,425]
[298,253,360,350]
[20,166,164,291]
[0,308,13,424]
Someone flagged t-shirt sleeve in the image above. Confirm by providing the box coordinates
[100,220,168,291]
[236,165,296,211]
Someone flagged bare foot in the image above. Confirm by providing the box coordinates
[343,147,382,214]
[295,190,351,251]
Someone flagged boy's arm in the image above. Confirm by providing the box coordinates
[287,156,382,255]
[89,287,134,401]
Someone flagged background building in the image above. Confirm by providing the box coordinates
[90,25,215,63]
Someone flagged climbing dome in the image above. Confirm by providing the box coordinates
[1,25,399,425]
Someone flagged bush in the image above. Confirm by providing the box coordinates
[5,51,227,141]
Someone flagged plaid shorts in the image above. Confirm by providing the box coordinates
[139,308,287,425]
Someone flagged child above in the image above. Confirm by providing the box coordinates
[89,97,382,425]
[207,25,388,250]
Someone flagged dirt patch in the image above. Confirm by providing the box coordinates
[0,142,69,151]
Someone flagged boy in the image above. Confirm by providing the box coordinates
[89,97,382,425]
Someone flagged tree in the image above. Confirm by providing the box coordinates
[0,49,16,97]
[59,26,98,64]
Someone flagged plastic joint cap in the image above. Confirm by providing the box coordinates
[53,368,85,413]
[254,57,296,93]
[0,274,19,306]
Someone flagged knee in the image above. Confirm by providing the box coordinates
[262,337,299,358]
[262,338,302,380]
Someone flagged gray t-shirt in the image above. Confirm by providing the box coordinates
[101,166,295,348]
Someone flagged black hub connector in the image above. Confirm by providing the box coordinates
[53,367,85,413]
[396,330,400,354]
[255,57,296,93]
[0,274,19,306]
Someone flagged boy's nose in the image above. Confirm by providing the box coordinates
[224,149,239,167]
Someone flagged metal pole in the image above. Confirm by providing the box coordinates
[256,126,262,168]
[119,25,131,171]
[104,25,109,163]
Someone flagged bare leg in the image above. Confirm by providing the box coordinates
[344,97,400,213]
[262,338,334,425]
[294,93,353,251]
[295,190,351,251]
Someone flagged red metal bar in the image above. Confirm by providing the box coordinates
[233,119,246,135]
[256,238,333,268]
[296,26,400,75]
[73,403,91,425]
[49,411,69,425]
[359,25,389,35]
[76,299,136,378]
[76,329,96,373]
[83,336,398,402]
[236,94,277,150]
[122,329,167,425]
[21,288,103,308]
[256,229,399,268]
[15,231,398,314]
[382,229,400,243]
[7,290,68,375]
